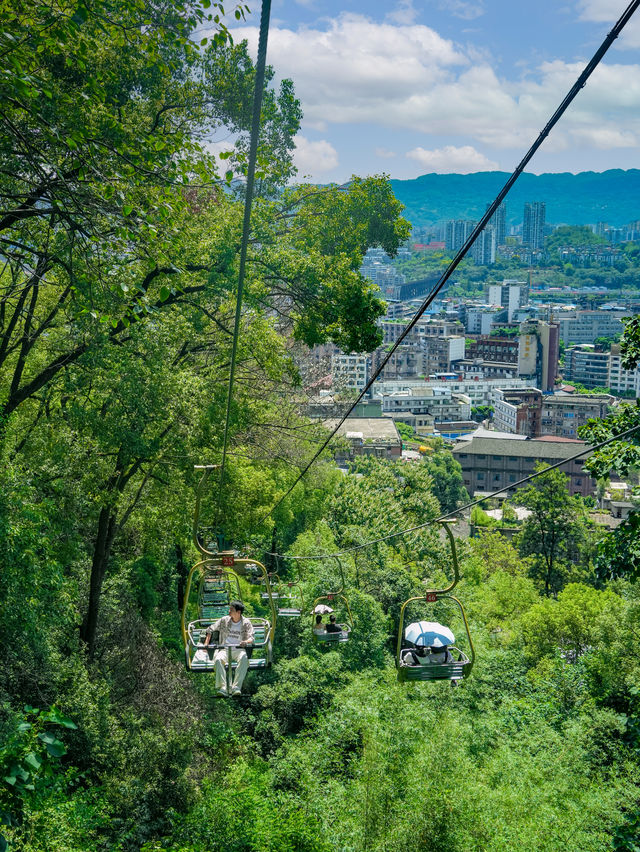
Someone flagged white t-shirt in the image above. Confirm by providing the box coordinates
[226,619,243,646]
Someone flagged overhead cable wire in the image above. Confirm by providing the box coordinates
[258,0,640,525]
[215,0,273,523]
[263,422,640,564]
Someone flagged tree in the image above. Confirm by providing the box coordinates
[515,465,593,596]
[0,0,301,427]
[422,448,469,512]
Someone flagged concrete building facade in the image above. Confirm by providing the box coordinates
[452,435,596,497]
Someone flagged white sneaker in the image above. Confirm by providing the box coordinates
[231,687,242,696]
[217,687,228,697]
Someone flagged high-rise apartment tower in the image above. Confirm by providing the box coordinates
[523,202,546,250]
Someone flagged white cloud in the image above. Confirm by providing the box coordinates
[203,139,235,157]
[442,0,485,21]
[577,0,640,48]
[375,147,397,158]
[386,0,418,26]
[228,14,640,166]
[406,145,499,172]
[293,135,339,176]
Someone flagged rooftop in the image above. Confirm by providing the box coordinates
[452,435,592,460]
[323,417,400,444]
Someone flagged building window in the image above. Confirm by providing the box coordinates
[477,472,485,480]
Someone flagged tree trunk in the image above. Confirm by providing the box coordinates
[80,506,117,660]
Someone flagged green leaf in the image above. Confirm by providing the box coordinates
[159,286,170,302]
[38,732,57,745]
[17,723,31,733]
[23,753,41,772]
[122,204,133,216]
[45,742,66,758]
[3,777,16,787]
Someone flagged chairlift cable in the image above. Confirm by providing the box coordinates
[215,0,273,524]
[264,422,640,564]
[257,0,640,526]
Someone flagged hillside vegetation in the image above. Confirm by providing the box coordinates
[1,3,640,851]
[390,170,640,228]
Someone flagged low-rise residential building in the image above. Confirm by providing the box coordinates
[493,389,612,438]
[540,394,613,438]
[458,360,520,380]
[452,435,596,497]
[563,346,610,388]
[371,376,538,408]
[492,388,542,436]
[467,336,519,364]
[324,417,402,463]
[382,387,472,423]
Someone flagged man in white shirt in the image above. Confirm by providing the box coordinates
[203,601,254,697]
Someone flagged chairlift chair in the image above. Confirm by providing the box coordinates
[311,592,353,644]
[183,466,278,679]
[396,592,474,682]
[395,521,474,682]
[182,552,277,675]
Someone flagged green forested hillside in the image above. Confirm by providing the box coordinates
[1,3,640,851]
[390,170,640,228]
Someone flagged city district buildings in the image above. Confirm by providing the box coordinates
[300,243,639,499]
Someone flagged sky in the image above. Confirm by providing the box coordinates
[208,0,640,183]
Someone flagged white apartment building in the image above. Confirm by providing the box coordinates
[557,310,625,345]
[486,282,528,322]
[372,376,534,407]
[381,387,472,423]
[608,345,640,395]
[466,306,507,334]
[331,353,368,392]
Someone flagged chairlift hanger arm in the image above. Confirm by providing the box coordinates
[192,465,221,557]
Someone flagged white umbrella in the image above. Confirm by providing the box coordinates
[313,604,334,614]
[405,620,455,648]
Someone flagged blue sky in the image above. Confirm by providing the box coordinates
[215,0,640,182]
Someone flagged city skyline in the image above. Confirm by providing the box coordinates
[211,0,640,183]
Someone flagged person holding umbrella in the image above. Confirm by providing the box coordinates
[401,621,455,667]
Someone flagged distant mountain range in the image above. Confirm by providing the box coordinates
[389,169,640,230]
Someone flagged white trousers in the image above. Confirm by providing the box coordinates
[213,647,248,691]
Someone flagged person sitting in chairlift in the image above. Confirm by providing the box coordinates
[203,600,254,697]
[402,642,453,666]
[313,613,326,634]
[325,614,342,634]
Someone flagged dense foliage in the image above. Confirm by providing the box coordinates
[1,3,639,851]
